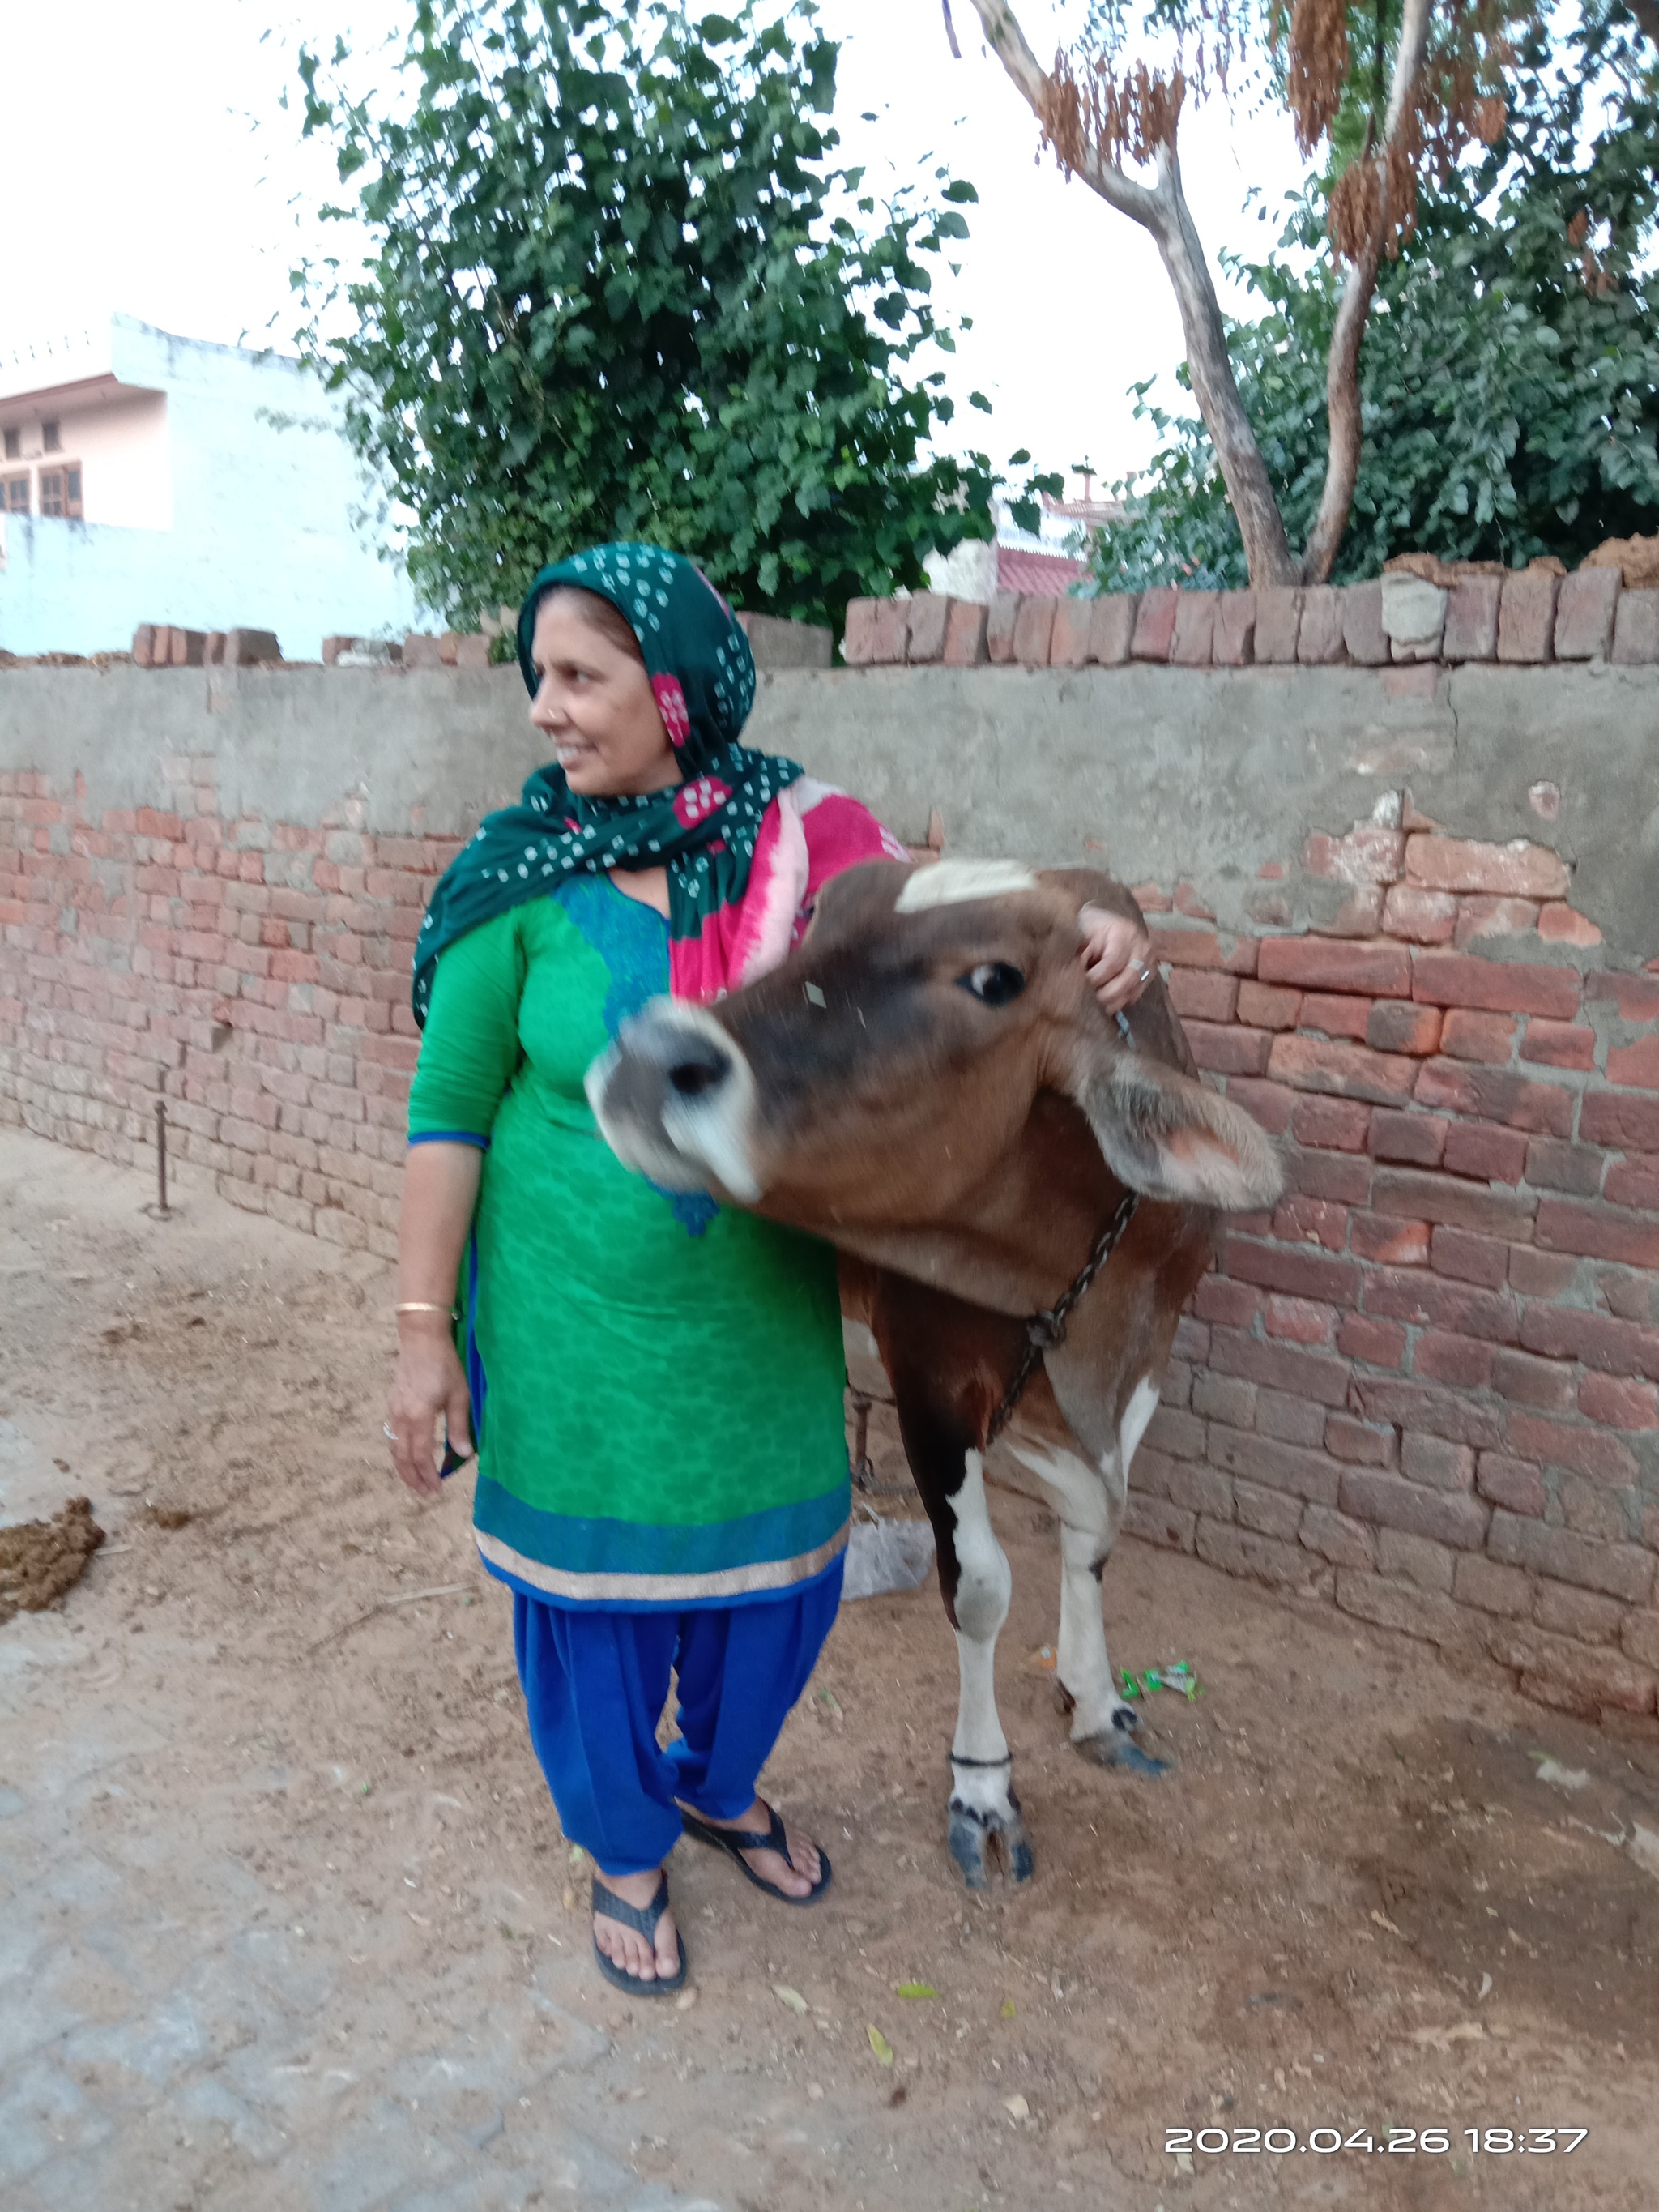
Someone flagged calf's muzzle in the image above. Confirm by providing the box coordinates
[586,999,761,1203]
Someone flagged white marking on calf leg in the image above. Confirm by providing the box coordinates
[944,1453,1032,1884]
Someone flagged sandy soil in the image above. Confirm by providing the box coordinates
[1,1125,1656,2211]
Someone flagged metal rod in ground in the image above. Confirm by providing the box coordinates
[155,1097,170,1218]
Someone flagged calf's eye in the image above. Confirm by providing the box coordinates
[959,961,1026,1007]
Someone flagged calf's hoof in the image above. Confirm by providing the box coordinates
[1077,1703,1171,1778]
[947,1794,1034,1889]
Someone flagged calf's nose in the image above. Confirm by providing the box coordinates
[667,1036,731,1100]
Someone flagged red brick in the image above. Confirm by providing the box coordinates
[1264,1294,1338,1345]
[1579,1371,1659,1429]
[1292,1095,1373,1151]
[1442,1120,1529,1185]
[1370,1165,1537,1238]
[1383,884,1458,944]
[1166,968,1239,1022]
[1525,1138,1607,1196]
[1605,1154,1659,1210]
[1597,1270,1655,1321]
[1414,1330,1496,1388]
[1488,1347,1574,1412]
[1625,1611,1659,1668]
[941,599,988,666]
[1537,902,1602,946]
[1610,1035,1659,1090]
[1554,565,1621,660]
[1338,1470,1489,1549]
[1490,1512,1656,1607]
[1286,1147,1374,1204]
[1208,1326,1351,1407]
[984,591,1021,664]
[1439,1008,1518,1063]
[1221,1236,1361,1308]
[1172,1313,1210,1363]
[1013,596,1056,667]
[1581,1089,1659,1151]
[1454,895,1540,946]
[1206,1424,1343,1506]
[1225,1077,1296,1136]
[1520,1303,1659,1381]
[1324,1413,1397,1467]
[1490,1621,1657,1716]
[1297,993,1371,1043]
[1212,589,1256,666]
[1131,586,1179,662]
[1537,1579,1627,1644]
[1258,937,1410,996]
[1610,587,1659,664]
[1272,1194,1351,1251]
[1414,1059,1574,1137]
[1253,585,1302,663]
[1303,827,1405,886]
[1367,1001,1441,1056]
[1535,1198,1659,1270]
[1236,980,1300,1030]
[1456,1552,1533,1615]
[1085,595,1137,667]
[1337,1313,1408,1369]
[1368,1108,1448,1166]
[1255,1389,1330,1448]
[1145,1404,1205,1460]
[1297,584,1346,664]
[1476,1454,1549,1517]
[1300,1504,1378,1568]
[1400,1431,1475,1491]
[1584,970,1659,1022]
[1350,1211,1430,1266]
[1376,1526,1458,1593]
[1497,570,1560,662]
[1442,574,1502,660]
[1149,925,1257,974]
[1192,1275,1264,1329]
[1167,590,1217,666]
[1045,596,1092,668]
[1405,833,1570,900]
[908,594,953,664]
[1350,1376,1504,1449]
[1269,1034,1417,1105]
[1411,951,1580,1019]
[1186,1022,1272,1076]
[1505,1412,1640,1485]
[1429,1224,1510,1287]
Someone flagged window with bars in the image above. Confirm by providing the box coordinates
[37,466,83,519]
[3,474,28,514]
[2,428,19,459]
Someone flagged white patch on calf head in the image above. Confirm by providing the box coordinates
[896,859,1039,913]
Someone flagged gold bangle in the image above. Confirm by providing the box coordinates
[396,1300,456,1317]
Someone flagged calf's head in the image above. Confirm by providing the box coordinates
[587,859,1282,1227]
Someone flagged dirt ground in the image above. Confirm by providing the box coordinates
[2,1125,1657,2212]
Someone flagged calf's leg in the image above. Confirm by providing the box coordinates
[936,1448,1032,1886]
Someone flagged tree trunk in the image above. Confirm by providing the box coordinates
[1299,0,1433,583]
[965,0,1297,587]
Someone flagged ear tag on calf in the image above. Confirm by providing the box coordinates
[1115,1011,1133,1044]
[804,982,827,1008]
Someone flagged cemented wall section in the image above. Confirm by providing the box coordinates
[2,658,1657,1734]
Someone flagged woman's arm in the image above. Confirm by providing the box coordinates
[388,1144,482,1497]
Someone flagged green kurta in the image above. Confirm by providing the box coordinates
[407,876,851,1609]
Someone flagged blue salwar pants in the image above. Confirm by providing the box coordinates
[512,1560,843,1877]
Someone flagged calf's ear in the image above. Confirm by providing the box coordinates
[1068,1048,1285,1212]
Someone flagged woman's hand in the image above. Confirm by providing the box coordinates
[386,1316,473,1499]
[1079,903,1157,1016]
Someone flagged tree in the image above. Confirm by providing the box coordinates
[964,0,1530,584]
[1090,0,1659,586]
[292,0,1043,634]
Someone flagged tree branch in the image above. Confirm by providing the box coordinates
[964,0,1297,585]
[1299,0,1432,583]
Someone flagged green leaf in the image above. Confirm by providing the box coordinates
[867,2025,895,2065]
[896,1982,938,1999]
[773,1984,809,2014]
[968,391,992,413]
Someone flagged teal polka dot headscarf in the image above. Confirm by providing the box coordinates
[412,544,805,1024]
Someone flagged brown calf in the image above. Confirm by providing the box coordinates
[590,860,1282,1885]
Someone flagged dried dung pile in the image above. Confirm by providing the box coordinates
[0,1497,105,1625]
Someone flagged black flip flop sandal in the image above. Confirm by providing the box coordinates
[591,1873,689,1996]
[680,1801,833,1906]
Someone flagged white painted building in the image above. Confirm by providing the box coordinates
[0,315,424,660]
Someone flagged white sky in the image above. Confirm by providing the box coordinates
[4,0,1308,491]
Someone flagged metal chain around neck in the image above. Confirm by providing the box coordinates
[984,1186,1140,1447]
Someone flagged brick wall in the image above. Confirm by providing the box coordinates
[0,751,451,1259]
[1128,813,1659,1735]
[3,677,1657,1735]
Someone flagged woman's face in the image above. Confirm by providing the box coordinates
[528,595,680,797]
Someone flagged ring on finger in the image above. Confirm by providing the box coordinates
[382,1423,399,1445]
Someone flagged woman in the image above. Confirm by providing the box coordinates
[386,544,1153,1994]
